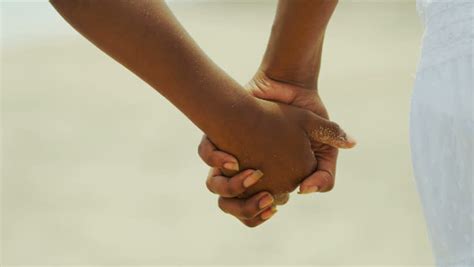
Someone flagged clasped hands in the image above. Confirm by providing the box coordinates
[50,0,350,229]
[198,71,356,227]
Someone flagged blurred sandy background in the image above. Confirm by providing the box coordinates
[1,0,434,265]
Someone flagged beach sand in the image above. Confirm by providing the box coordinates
[1,1,434,265]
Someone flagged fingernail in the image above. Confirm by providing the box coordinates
[243,170,264,188]
[258,194,274,209]
[344,133,357,146]
[223,162,239,171]
[338,131,357,148]
[298,185,319,194]
[260,206,277,220]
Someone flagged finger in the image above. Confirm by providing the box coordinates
[247,76,297,104]
[206,169,264,198]
[299,146,338,194]
[198,135,239,171]
[239,206,278,228]
[273,193,290,205]
[217,191,275,220]
[302,112,357,149]
[298,170,334,194]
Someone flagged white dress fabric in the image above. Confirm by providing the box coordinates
[411,0,473,266]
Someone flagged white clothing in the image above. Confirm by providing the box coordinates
[411,0,473,266]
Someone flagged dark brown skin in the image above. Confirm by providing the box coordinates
[199,0,357,227]
[261,0,338,89]
[50,0,353,209]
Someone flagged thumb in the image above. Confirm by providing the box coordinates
[248,80,297,105]
[303,112,357,149]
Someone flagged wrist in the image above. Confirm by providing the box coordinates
[254,67,319,91]
[258,36,323,91]
[258,65,319,90]
[204,90,263,152]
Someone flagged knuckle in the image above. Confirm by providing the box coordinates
[239,198,259,219]
[217,197,228,213]
[242,220,259,228]
[325,180,335,192]
[240,207,255,220]
[197,141,207,158]
[205,177,215,193]
[274,193,289,205]
[225,185,240,197]
[323,176,336,192]
[198,139,219,166]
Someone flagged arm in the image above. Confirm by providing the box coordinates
[52,0,352,228]
[50,0,257,141]
[260,0,338,89]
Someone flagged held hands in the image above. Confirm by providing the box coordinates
[50,0,344,229]
[199,72,356,227]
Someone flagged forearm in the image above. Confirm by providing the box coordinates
[50,0,256,137]
[260,0,338,89]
